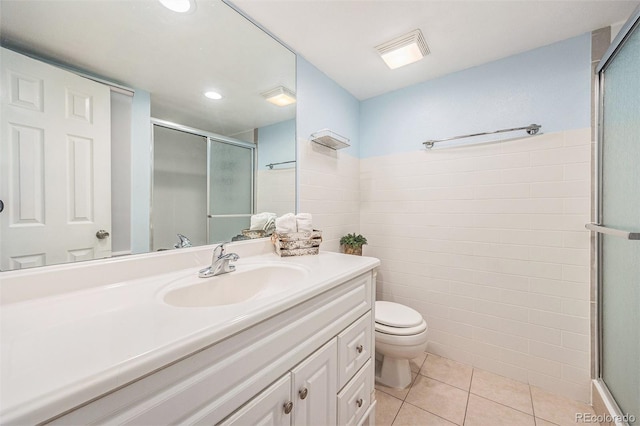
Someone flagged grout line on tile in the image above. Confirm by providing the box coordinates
[467,386,537,417]
[390,401,403,425]
[529,384,538,423]
[403,401,462,426]
[417,371,473,393]
[462,369,474,425]
[375,385,409,402]
[471,393,541,424]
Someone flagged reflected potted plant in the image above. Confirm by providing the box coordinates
[340,233,368,256]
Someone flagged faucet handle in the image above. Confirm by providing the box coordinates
[213,242,236,259]
[212,243,227,259]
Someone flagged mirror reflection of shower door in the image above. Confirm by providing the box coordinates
[597,11,640,424]
[207,139,254,243]
[152,125,207,251]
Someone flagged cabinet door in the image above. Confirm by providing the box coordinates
[219,374,292,426]
[292,338,338,426]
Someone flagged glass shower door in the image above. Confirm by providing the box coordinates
[597,11,640,424]
[207,138,254,243]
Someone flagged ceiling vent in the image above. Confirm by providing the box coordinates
[375,29,430,69]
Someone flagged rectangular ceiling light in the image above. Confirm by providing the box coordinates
[375,29,430,69]
[261,86,296,106]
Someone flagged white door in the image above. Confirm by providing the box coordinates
[292,339,338,426]
[0,47,111,270]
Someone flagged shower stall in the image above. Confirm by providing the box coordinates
[590,7,640,425]
[150,121,254,251]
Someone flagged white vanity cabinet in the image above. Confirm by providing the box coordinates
[48,270,376,426]
[221,338,337,426]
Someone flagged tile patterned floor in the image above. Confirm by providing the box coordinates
[375,353,596,426]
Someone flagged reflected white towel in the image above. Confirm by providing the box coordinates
[250,212,276,230]
[296,213,313,233]
[275,213,297,234]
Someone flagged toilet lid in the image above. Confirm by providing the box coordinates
[375,301,423,328]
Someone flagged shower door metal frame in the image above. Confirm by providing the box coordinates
[149,118,256,249]
[592,6,640,423]
[205,136,256,243]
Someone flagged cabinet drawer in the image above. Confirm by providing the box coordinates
[337,360,372,426]
[338,312,372,389]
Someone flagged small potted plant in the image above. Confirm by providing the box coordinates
[340,233,367,256]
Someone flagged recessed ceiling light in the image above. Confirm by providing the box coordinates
[261,86,296,107]
[204,91,223,100]
[375,29,430,69]
[159,0,195,13]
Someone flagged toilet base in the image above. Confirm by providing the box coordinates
[375,355,412,389]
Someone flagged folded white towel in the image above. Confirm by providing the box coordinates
[296,213,313,233]
[250,212,276,230]
[275,213,297,234]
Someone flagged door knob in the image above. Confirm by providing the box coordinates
[299,387,308,399]
[96,230,110,239]
[283,401,293,414]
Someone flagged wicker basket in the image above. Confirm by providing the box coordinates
[271,229,322,257]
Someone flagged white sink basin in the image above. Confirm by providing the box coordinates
[162,262,310,308]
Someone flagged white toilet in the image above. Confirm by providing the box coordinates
[375,301,428,389]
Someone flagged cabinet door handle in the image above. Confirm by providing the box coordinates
[356,344,363,354]
[283,401,293,414]
[356,398,363,408]
[299,387,308,400]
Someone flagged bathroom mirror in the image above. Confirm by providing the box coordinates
[0,0,296,271]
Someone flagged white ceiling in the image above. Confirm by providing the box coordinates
[233,0,640,100]
[0,0,296,137]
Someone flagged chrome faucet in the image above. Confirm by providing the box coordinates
[199,243,239,278]
[174,234,192,249]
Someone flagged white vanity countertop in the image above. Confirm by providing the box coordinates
[0,250,379,425]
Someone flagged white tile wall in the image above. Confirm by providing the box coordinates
[361,128,592,402]
[298,138,360,252]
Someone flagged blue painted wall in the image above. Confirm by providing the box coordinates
[257,119,296,169]
[296,56,360,157]
[359,33,591,158]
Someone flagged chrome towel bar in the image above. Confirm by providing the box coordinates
[266,160,296,169]
[586,223,640,240]
[423,124,541,149]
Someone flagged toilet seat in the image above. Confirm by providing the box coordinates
[375,319,427,336]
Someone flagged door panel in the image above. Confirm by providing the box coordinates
[599,17,640,424]
[1,47,111,270]
[208,138,254,242]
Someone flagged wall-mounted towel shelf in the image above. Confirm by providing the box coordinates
[310,129,350,150]
[423,123,542,149]
[265,160,296,169]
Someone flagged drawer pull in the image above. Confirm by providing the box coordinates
[356,398,363,408]
[283,401,293,414]
[299,387,308,400]
[356,344,364,354]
